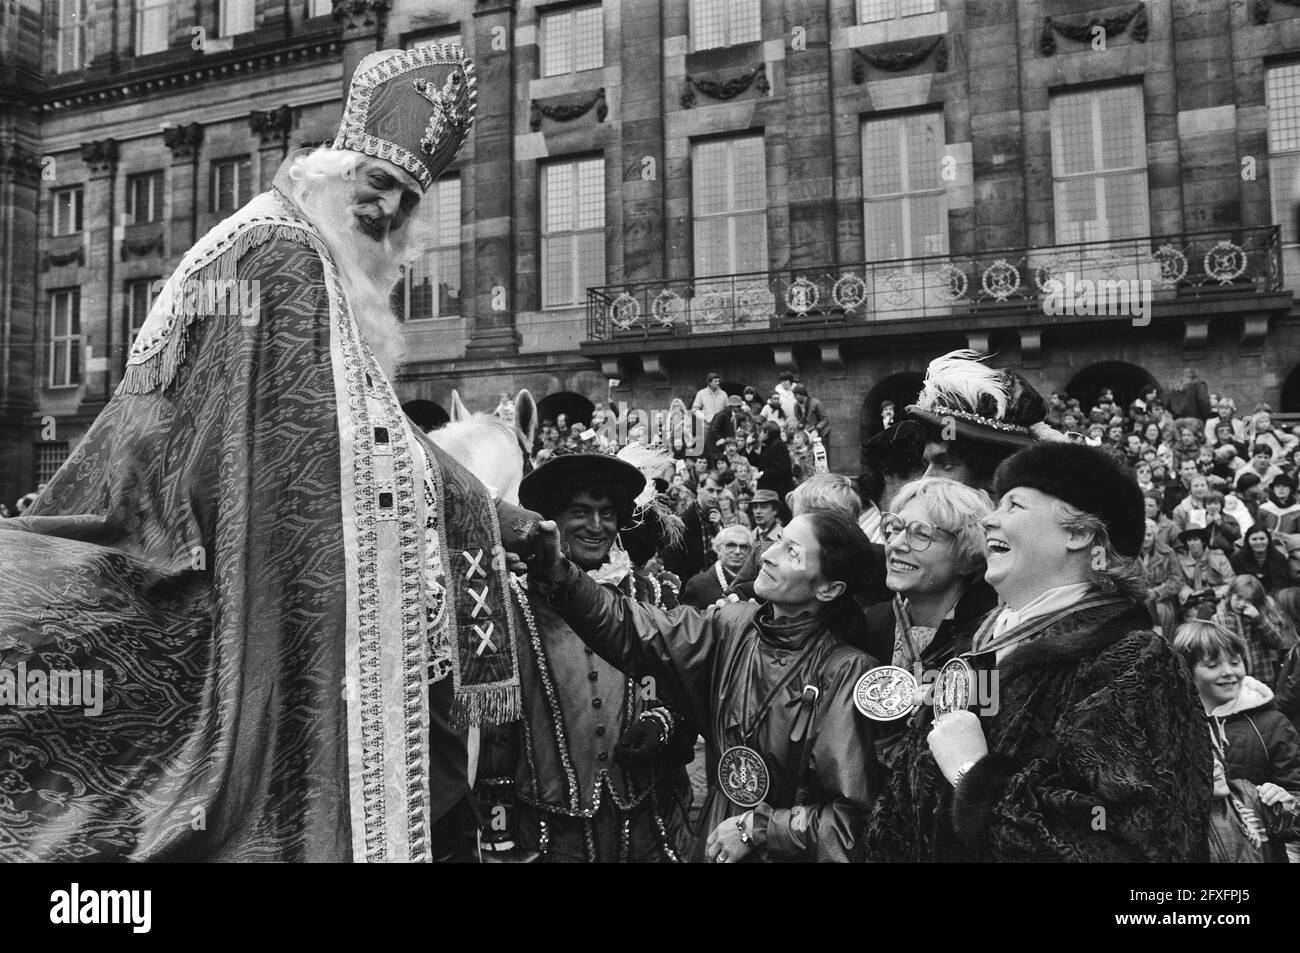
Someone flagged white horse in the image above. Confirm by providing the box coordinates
[429,389,536,505]
[428,389,536,787]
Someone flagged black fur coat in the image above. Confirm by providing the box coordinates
[866,599,1212,862]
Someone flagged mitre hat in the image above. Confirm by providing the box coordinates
[332,46,476,192]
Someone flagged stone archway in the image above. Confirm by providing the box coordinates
[1064,362,1160,414]
[402,399,449,433]
[1281,363,1300,414]
[861,371,925,448]
[536,391,596,429]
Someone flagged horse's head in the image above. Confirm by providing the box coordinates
[430,389,537,505]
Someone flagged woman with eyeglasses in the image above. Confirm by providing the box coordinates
[849,479,998,770]
[866,443,1211,862]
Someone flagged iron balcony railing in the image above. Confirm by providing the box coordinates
[586,225,1283,341]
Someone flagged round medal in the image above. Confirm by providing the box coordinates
[717,745,770,808]
[933,657,974,720]
[852,666,919,721]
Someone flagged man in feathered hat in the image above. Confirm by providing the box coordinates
[906,349,1064,493]
[0,47,521,861]
[476,451,695,862]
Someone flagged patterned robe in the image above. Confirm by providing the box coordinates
[0,173,519,861]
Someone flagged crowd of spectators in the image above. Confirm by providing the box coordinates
[524,370,834,569]
[1030,368,1300,695]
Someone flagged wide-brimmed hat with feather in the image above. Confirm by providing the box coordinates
[906,349,1061,448]
[518,445,685,555]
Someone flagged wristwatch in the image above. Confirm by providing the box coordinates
[736,810,754,846]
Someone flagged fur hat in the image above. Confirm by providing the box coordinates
[907,349,1061,448]
[993,442,1145,557]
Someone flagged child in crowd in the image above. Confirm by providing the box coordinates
[1174,620,1300,862]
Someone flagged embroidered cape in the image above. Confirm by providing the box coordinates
[0,185,519,861]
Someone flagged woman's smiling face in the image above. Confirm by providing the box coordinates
[981,487,1074,600]
[884,499,963,597]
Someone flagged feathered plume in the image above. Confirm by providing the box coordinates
[616,443,685,550]
[914,349,1009,419]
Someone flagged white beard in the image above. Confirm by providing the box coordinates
[295,178,415,381]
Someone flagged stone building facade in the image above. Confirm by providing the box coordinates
[4,0,1300,501]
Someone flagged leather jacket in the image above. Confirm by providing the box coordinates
[533,562,880,862]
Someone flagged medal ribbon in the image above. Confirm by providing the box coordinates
[965,592,1127,660]
[726,626,827,747]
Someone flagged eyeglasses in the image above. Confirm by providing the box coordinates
[881,513,958,551]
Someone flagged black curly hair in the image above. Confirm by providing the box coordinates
[918,422,1018,490]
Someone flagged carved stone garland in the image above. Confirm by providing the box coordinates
[681,63,769,109]
[851,36,947,83]
[1039,3,1148,55]
[1255,0,1300,24]
[529,89,608,130]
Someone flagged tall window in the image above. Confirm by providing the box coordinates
[35,442,71,484]
[124,278,160,363]
[210,157,251,214]
[52,186,84,235]
[219,0,254,37]
[691,0,761,51]
[859,0,936,22]
[692,135,768,278]
[542,158,605,308]
[308,0,333,16]
[48,289,81,388]
[135,0,170,55]
[403,178,461,320]
[1267,63,1300,245]
[862,111,948,260]
[541,4,602,77]
[126,171,164,225]
[57,0,87,72]
[1050,85,1150,243]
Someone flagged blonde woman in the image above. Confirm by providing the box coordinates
[868,443,1211,861]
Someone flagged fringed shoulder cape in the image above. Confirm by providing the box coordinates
[0,187,521,861]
